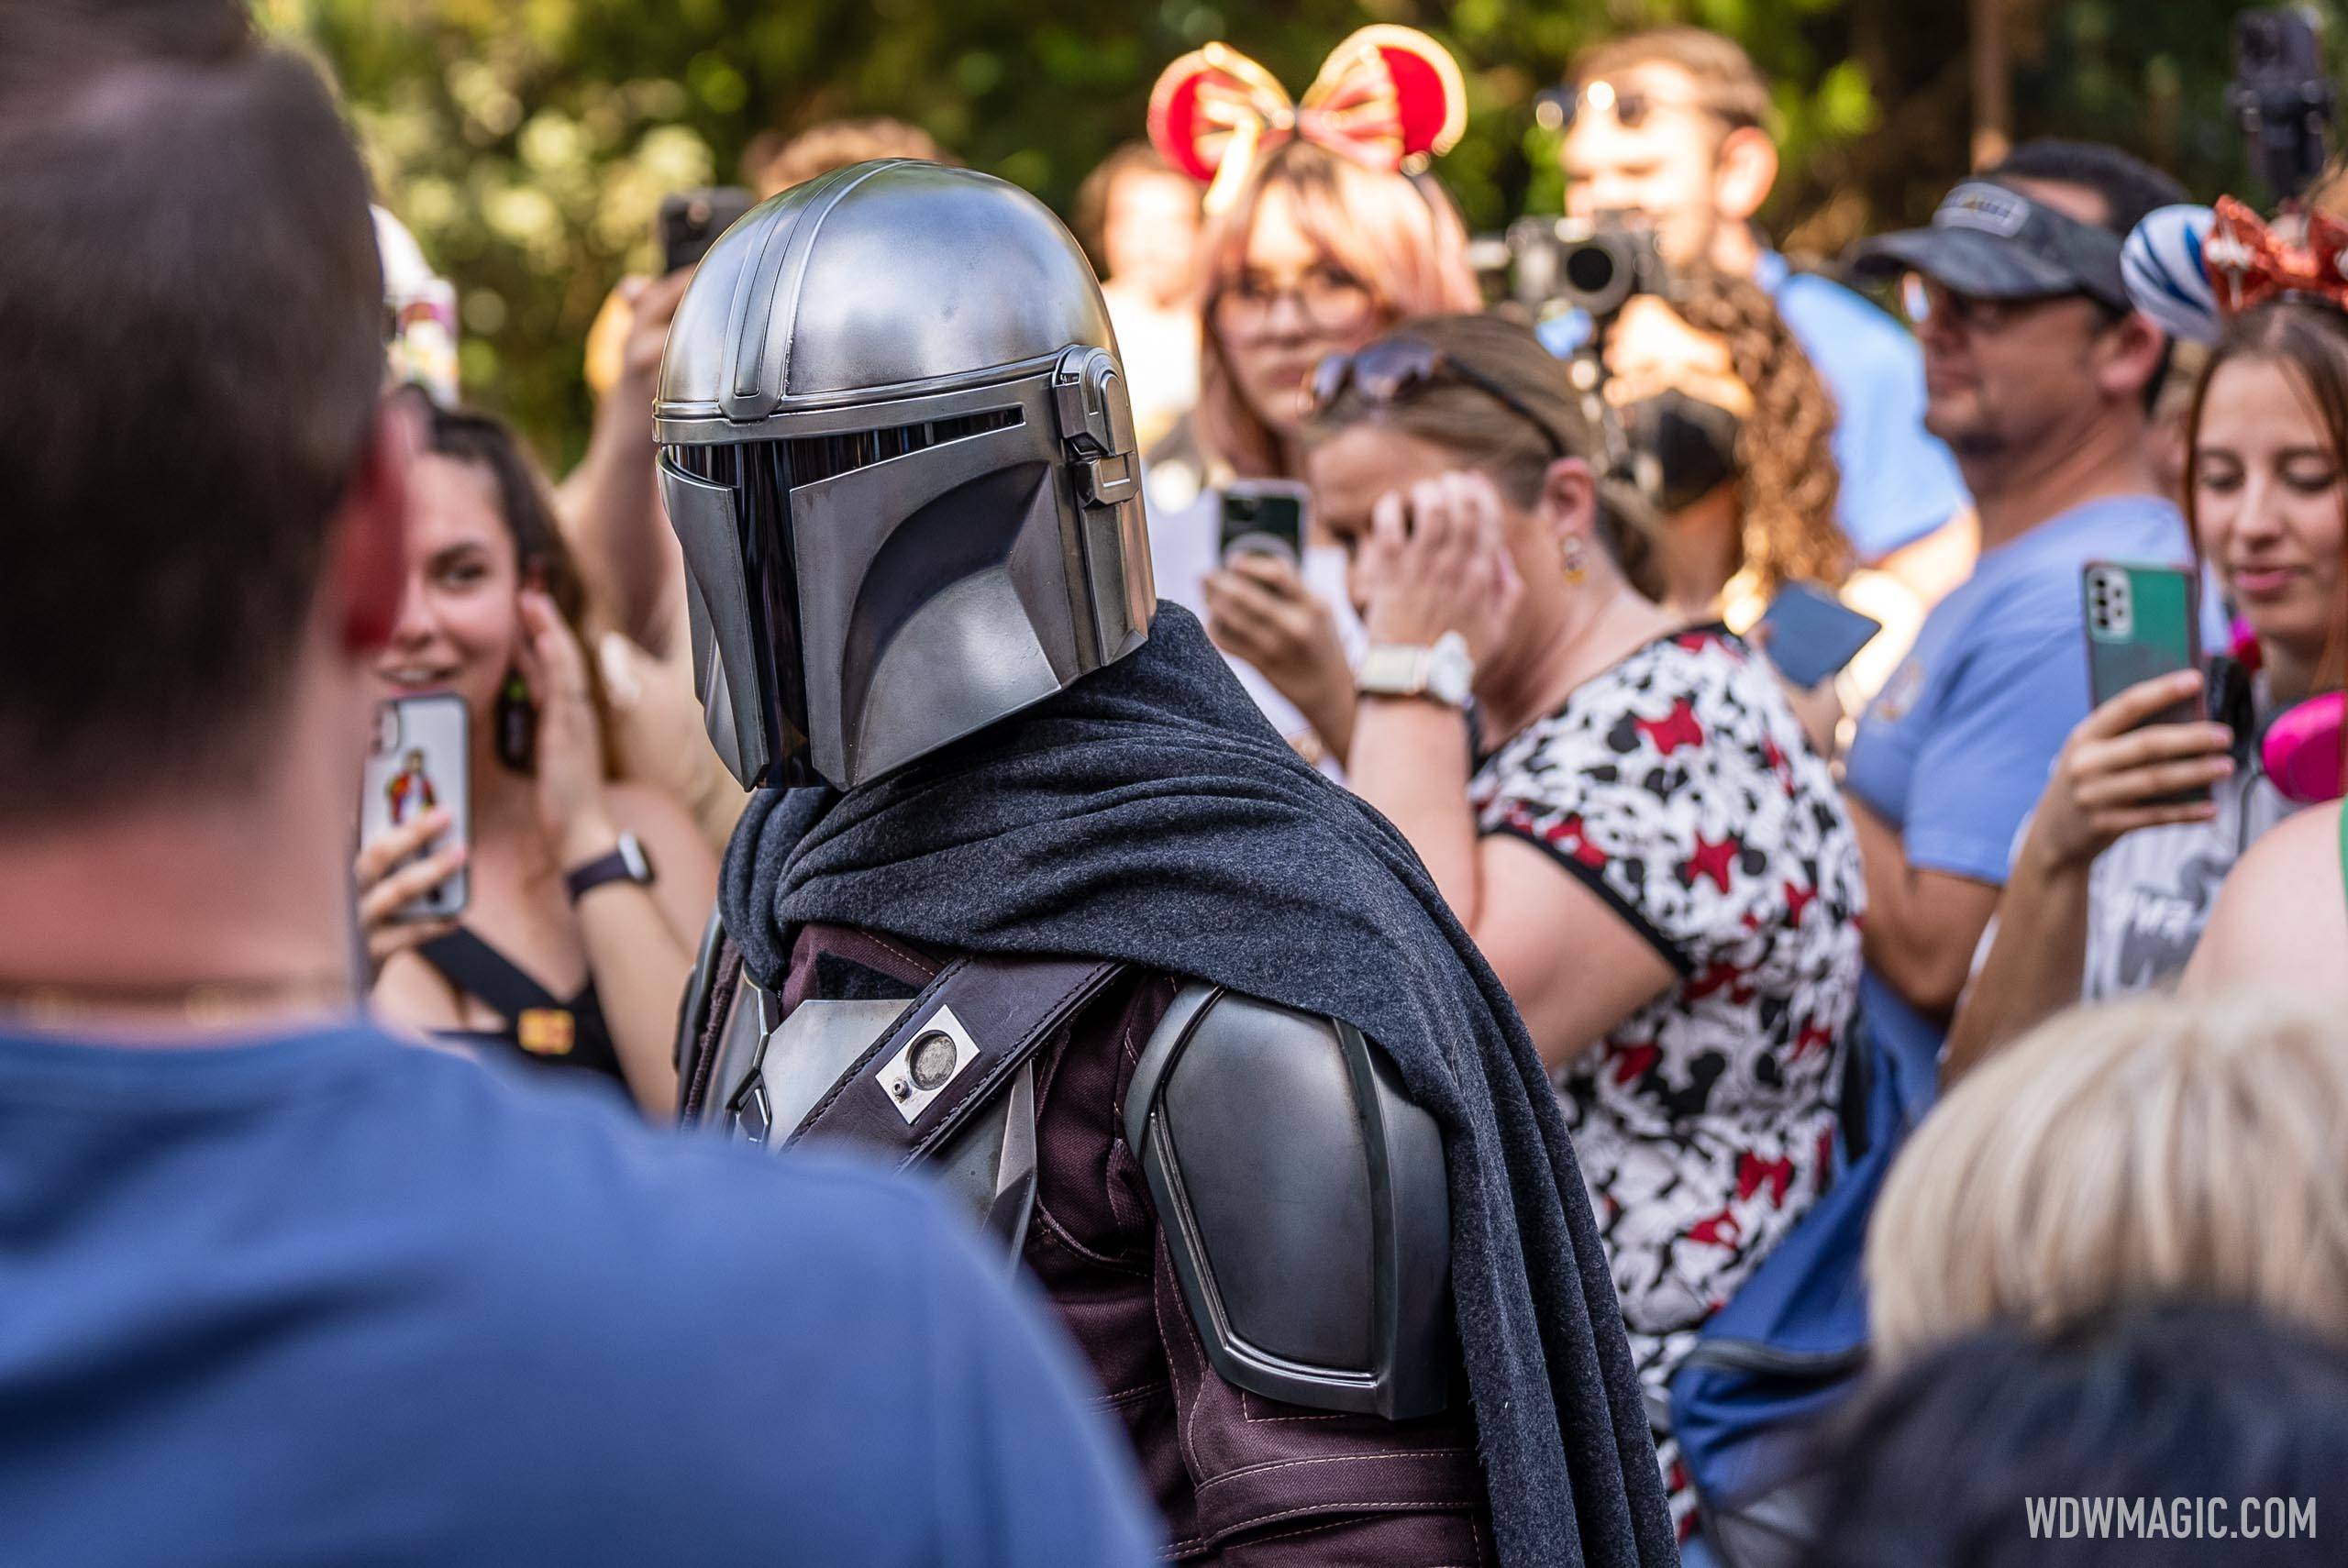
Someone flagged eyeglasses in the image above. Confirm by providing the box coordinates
[1212,267,1378,337]
[1900,273,2086,336]
[1534,78,1759,134]
[1309,337,1567,458]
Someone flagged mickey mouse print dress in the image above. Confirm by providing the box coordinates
[1468,624,1866,1523]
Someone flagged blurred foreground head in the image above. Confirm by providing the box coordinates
[0,0,390,829]
[1805,1303,2348,1568]
[1867,993,2348,1357]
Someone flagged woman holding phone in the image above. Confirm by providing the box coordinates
[1141,31,1482,769]
[355,406,715,1117]
[1944,293,2347,1077]
[1302,312,1864,1537]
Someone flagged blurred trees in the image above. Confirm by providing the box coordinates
[265,0,2339,467]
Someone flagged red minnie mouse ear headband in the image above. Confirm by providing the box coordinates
[2124,195,2348,346]
[1146,26,1468,214]
[2204,194,2348,317]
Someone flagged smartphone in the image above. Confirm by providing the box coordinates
[1219,480,1310,565]
[2084,561,2204,717]
[659,187,756,274]
[1757,581,1883,690]
[360,695,471,922]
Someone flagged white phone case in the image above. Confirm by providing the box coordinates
[359,695,470,921]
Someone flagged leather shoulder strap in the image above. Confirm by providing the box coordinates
[791,952,1127,1166]
[677,920,745,1121]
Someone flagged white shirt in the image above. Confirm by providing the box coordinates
[1146,486,1364,778]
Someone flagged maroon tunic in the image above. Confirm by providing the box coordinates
[781,922,1494,1564]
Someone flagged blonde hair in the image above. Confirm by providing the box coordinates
[1194,138,1480,478]
[1866,994,2348,1360]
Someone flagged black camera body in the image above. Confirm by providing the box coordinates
[1492,217,1669,324]
[2230,6,2336,202]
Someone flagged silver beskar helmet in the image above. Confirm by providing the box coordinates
[656,159,1154,790]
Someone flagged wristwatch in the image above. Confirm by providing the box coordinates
[566,832,656,902]
[1357,631,1476,709]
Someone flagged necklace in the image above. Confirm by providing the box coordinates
[1486,588,1651,745]
[0,970,359,1032]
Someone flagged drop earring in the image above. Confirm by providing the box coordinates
[1560,535,1590,586]
[494,668,537,770]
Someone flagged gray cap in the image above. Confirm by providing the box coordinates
[1849,180,2132,313]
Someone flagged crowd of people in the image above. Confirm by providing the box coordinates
[5,2,2348,1565]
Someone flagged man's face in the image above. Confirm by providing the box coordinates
[1912,178,2121,463]
[1561,63,1725,268]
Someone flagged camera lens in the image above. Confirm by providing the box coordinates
[1563,245,1620,296]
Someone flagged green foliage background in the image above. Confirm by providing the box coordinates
[265,0,2339,469]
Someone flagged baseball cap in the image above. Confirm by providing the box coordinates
[1849,180,2132,313]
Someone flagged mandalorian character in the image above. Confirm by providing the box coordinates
[663,158,1672,1568]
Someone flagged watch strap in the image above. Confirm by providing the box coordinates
[1357,643,1432,699]
[566,833,654,901]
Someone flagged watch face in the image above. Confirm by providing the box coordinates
[1427,635,1475,706]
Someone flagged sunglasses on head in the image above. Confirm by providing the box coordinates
[1536,79,1757,134]
[1309,337,1567,459]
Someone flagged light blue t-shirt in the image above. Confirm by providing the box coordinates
[1539,250,1969,563]
[0,1022,1160,1568]
[1842,494,2199,1101]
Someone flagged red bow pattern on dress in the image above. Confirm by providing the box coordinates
[2204,194,2348,317]
[1147,26,1468,213]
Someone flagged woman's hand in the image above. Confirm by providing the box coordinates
[1202,552,1355,730]
[356,807,466,977]
[1354,470,1523,663]
[2021,669,2233,876]
[1744,619,1845,759]
[516,590,617,867]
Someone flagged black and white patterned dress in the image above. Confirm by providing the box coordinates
[1468,626,1865,1518]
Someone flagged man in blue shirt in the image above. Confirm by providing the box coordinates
[1553,26,1971,586]
[0,8,1156,1566]
[1838,142,2196,1110]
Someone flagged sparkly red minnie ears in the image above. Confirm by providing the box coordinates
[1146,26,1468,212]
[2204,193,2348,317]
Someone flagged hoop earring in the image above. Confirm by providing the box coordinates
[494,668,537,770]
[1560,535,1590,586]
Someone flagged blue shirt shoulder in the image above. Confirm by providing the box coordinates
[0,1025,1158,1568]
[1844,494,2195,1076]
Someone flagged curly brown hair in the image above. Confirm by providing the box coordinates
[1667,267,1847,599]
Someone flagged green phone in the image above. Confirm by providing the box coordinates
[2083,561,2202,716]
[2082,562,2208,801]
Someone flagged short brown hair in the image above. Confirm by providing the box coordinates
[1567,26,1773,134]
[0,1,383,825]
[1073,141,1185,268]
[748,116,953,198]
